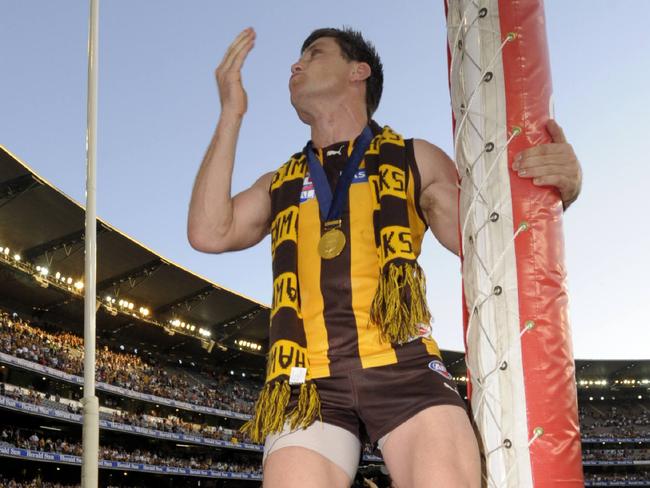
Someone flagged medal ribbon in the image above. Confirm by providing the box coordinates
[305,126,373,222]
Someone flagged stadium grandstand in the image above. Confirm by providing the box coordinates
[0,145,648,487]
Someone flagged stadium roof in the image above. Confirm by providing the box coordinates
[1,146,648,383]
[0,146,268,373]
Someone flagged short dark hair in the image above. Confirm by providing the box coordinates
[301,27,383,118]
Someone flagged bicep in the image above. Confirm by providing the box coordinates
[192,172,272,254]
[414,139,460,256]
[227,172,273,251]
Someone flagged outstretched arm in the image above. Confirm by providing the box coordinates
[187,28,273,254]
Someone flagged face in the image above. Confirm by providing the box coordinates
[289,37,354,111]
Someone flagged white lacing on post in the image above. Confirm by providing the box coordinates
[446,1,536,487]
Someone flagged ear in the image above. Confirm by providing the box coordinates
[351,62,371,82]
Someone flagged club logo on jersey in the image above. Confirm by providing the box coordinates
[299,170,368,203]
[428,359,452,380]
[300,175,315,202]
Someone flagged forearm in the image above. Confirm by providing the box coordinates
[187,111,243,246]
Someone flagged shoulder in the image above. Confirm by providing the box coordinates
[254,171,275,192]
[412,138,458,190]
[267,151,307,189]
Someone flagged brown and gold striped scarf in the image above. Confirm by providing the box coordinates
[240,121,431,443]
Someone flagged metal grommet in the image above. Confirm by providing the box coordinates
[506,32,517,42]
[519,221,529,231]
[533,427,544,437]
[511,126,522,136]
[468,235,474,244]
[499,361,508,370]
[478,7,488,18]
[458,39,463,50]
[503,439,512,449]
[489,212,499,222]
[473,306,479,315]
[524,320,535,330]
[483,71,493,82]
[485,142,494,152]
[465,167,471,176]
[493,285,502,296]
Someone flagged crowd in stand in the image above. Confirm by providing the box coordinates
[0,309,257,414]
[580,405,650,438]
[583,448,650,461]
[0,428,261,475]
[1,428,82,456]
[585,471,650,483]
[0,478,82,488]
[1,383,249,444]
[105,409,242,443]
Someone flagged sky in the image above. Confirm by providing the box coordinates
[1,1,648,360]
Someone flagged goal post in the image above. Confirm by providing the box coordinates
[445,1,584,486]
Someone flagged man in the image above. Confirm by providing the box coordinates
[188,27,581,488]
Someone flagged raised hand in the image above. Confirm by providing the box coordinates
[513,119,582,209]
[215,27,256,117]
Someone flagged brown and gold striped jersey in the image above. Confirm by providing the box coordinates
[297,137,442,379]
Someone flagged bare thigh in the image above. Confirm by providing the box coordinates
[263,446,352,488]
[381,404,481,488]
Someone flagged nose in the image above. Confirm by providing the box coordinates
[291,62,303,75]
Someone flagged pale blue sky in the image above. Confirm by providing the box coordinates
[1,1,648,359]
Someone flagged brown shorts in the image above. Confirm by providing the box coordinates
[283,348,467,446]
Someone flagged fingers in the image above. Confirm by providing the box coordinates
[513,149,582,206]
[229,33,256,72]
[528,174,569,189]
[515,163,572,179]
[514,142,571,160]
[217,28,256,75]
[546,119,568,144]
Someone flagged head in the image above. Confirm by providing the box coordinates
[290,27,383,121]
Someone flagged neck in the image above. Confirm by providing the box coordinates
[300,102,368,148]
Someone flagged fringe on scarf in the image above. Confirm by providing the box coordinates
[370,262,432,344]
[239,381,322,444]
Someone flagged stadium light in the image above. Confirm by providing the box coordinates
[13,254,21,261]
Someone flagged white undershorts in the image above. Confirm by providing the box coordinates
[263,420,391,481]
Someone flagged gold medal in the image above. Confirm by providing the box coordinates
[318,228,346,259]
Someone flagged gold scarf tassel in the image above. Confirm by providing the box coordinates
[370,262,431,344]
[240,380,322,444]
[287,382,322,430]
[240,380,290,444]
